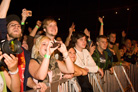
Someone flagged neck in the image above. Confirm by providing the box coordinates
[75,46,83,52]
[46,34,55,41]
[97,47,104,54]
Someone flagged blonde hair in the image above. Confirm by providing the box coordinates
[42,17,57,29]
[31,35,50,59]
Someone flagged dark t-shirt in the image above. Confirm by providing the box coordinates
[0,18,31,91]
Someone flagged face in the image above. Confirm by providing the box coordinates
[123,46,127,53]
[109,33,116,43]
[97,38,108,50]
[68,48,76,63]
[125,39,131,49]
[119,49,124,57]
[7,21,22,39]
[45,21,58,37]
[39,38,50,57]
[75,36,87,50]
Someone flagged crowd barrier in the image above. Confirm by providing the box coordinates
[25,63,138,92]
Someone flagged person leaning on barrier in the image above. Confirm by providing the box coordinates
[63,47,94,92]
[69,31,104,77]
[92,35,113,73]
[29,35,74,83]
[63,47,88,79]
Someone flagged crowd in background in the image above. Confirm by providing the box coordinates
[0,0,138,92]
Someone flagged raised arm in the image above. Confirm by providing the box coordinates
[98,17,104,35]
[65,22,75,46]
[0,0,11,18]
[57,42,74,73]
[30,20,42,37]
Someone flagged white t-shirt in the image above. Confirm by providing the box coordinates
[74,48,98,73]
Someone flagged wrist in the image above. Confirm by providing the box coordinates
[35,25,39,29]
[101,23,104,25]
[63,52,69,60]
[44,54,50,59]
[9,68,19,75]
[21,22,25,25]
[120,62,122,66]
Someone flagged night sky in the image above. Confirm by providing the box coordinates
[5,0,138,42]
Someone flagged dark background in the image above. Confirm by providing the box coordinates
[5,0,138,42]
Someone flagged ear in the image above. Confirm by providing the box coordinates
[43,28,46,32]
[96,41,99,46]
[7,34,10,40]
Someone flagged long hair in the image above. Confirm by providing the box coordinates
[31,35,50,59]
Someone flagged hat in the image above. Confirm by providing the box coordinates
[6,14,21,25]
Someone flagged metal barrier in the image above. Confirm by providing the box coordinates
[25,63,137,92]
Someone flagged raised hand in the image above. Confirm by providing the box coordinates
[84,28,90,38]
[36,20,42,28]
[98,17,103,24]
[69,22,75,34]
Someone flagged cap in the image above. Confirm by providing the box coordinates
[6,14,21,25]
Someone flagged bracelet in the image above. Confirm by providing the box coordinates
[9,68,19,75]
[101,23,104,25]
[120,62,122,66]
[44,54,50,59]
[35,25,39,29]
[21,22,25,25]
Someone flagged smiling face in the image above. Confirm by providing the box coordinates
[68,48,76,63]
[7,21,22,39]
[39,38,50,57]
[43,18,58,39]
[31,36,51,59]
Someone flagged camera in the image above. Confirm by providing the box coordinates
[51,42,61,48]
[0,38,23,68]
[27,10,32,17]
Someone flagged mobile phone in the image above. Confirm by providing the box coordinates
[51,42,61,48]
[27,10,32,17]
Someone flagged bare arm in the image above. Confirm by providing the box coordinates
[29,58,50,80]
[58,42,74,73]
[29,41,58,80]
[0,0,11,18]
[3,54,20,92]
[98,17,104,35]
[65,22,75,46]
[30,20,42,37]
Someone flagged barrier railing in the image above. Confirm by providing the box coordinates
[25,63,137,92]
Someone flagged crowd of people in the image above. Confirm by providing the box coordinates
[0,0,138,92]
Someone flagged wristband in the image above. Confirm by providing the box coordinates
[9,68,19,75]
[21,22,25,25]
[35,25,39,29]
[98,66,99,70]
[101,23,104,25]
[88,39,91,42]
[120,62,122,66]
[63,53,69,60]
[44,54,50,59]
